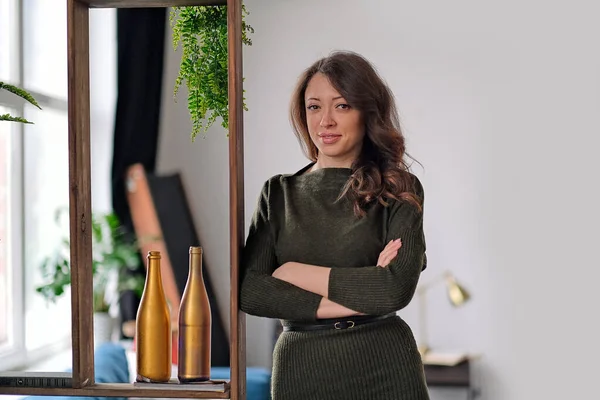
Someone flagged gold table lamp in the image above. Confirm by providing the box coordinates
[416,270,470,356]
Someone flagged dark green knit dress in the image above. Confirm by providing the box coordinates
[240,164,430,400]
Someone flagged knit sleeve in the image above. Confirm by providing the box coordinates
[327,178,427,316]
[239,178,323,321]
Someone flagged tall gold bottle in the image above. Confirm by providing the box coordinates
[136,251,171,383]
[178,246,212,382]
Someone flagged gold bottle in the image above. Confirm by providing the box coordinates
[178,246,212,382]
[136,251,171,383]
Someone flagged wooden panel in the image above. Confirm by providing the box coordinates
[67,0,95,389]
[78,0,226,8]
[227,0,246,399]
[125,164,182,322]
[136,169,232,366]
[0,383,230,399]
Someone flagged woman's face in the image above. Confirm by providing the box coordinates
[304,73,364,167]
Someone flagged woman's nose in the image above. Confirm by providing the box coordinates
[319,110,335,128]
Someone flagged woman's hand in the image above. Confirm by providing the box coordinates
[377,239,402,267]
[272,262,291,280]
[271,262,330,297]
[316,297,363,319]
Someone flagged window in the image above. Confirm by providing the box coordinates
[23,0,68,100]
[0,106,12,350]
[0,0,117,371]
[0,4,15,351]
[23,104,71,352]
[0,0,15,80]
[0,0,23,370]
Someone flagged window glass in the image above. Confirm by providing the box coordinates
[0,0,15,81]
[23,105,71,350]
[0,106,13,350]
[22,0,67,99]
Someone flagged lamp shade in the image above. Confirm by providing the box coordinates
[444,274,470,307]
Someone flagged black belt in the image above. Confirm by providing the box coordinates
[282,312,396,332]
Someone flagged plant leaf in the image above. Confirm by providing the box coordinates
[0,113,33,123]
[170,5,254,141]
[34,210,146,312]
[0,82,42,109]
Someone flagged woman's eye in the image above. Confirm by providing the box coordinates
[307,105,319,110]
[337,103,350,109]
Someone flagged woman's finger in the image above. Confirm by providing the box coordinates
[377,239,402,267]
[384,239,402,251]
[378,250,397,267]
[384,251,398,264]
[379,257,393,267]
[380,241,401,259]
[386,239,402,253]
[378,241,402,267]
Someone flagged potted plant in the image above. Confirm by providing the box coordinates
[35,209,145,345]
[0,81,41,123]
[169,5,254,141]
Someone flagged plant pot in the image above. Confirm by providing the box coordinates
[94,312,115,346]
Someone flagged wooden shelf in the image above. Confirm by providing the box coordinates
[80,0,227,8]
[0,382,230,398]
[0,0,246,398]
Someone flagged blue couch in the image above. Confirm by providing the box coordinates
[24,343,130,400]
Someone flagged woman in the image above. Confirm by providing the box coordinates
[240,51,429,400]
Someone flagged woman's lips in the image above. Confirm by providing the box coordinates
[319,133,342,145]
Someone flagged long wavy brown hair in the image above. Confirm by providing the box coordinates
[290,51,422,217]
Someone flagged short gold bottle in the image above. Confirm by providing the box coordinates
[178,246,212,382]
[136,251,171,383]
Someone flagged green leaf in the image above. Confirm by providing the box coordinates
[34,210,146,312]
[170,5,254,141]
[0,113,33,123]
[0,82,42,109]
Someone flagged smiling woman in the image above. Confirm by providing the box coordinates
[290,51,422,217]
[302,73,365,168]
[241,51,429,400]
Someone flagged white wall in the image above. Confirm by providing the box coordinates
[158,1,600,399]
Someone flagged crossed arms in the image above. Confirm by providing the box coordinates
[239,183,426,321]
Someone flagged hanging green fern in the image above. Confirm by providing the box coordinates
[0,82,42,123]
[170,5,253,142]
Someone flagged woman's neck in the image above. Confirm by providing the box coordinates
[312,155,355,171]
